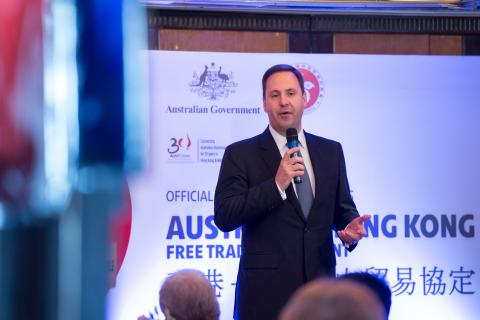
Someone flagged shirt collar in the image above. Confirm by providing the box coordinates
[268,125,307,151]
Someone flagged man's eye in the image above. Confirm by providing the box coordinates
[270,93,279,98]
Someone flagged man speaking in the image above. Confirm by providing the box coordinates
[214,64,370,320]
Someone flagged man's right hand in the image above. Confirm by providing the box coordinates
[275,147,304,191]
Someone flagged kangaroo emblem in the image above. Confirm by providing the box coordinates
[195,65,208,86]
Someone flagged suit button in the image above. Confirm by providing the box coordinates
[304,227,308,233]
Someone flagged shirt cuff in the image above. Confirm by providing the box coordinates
[276,182,287,200]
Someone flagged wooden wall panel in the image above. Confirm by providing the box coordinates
[153,29,467,56]
[334,33,463,55]
[334,33,430,55]
[158,29,288,52]
[429,35,462,55]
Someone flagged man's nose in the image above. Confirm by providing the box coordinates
[279,93,288,106]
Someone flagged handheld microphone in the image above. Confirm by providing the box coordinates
[286,128,302,184]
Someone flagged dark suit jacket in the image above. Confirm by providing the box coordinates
[214,128,359,320]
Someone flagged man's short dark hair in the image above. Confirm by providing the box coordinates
[279,279,385,320]
[338,272,392,318]
[262,64,305,98]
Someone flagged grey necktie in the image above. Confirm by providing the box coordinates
[296,162,314,218]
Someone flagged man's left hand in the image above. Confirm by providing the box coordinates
[337,214,371,246]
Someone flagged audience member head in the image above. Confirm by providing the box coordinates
[279,278,384,320]
[338,272,392,318]
[159,269,220,320]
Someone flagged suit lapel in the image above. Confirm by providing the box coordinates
[305,132,324,211]
[259,127,305,222]
[258,128,281,178]
[286,184,305,222]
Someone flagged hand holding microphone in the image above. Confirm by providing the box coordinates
[275,128,305,191]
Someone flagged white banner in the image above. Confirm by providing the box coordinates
[107,51,480,320]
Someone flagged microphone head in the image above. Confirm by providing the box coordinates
[286,128,298,143]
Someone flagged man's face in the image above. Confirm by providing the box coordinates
[263,71,306,135]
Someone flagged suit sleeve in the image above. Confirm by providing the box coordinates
[214,144,284,232]
[334,143,360,239]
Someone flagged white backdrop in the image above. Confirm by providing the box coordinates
[107,51,480,320]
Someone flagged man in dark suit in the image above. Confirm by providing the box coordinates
[214,64,370,320]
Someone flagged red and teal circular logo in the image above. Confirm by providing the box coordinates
[295,63,325,113]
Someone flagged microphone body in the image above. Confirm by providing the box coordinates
[286,128,302,184]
